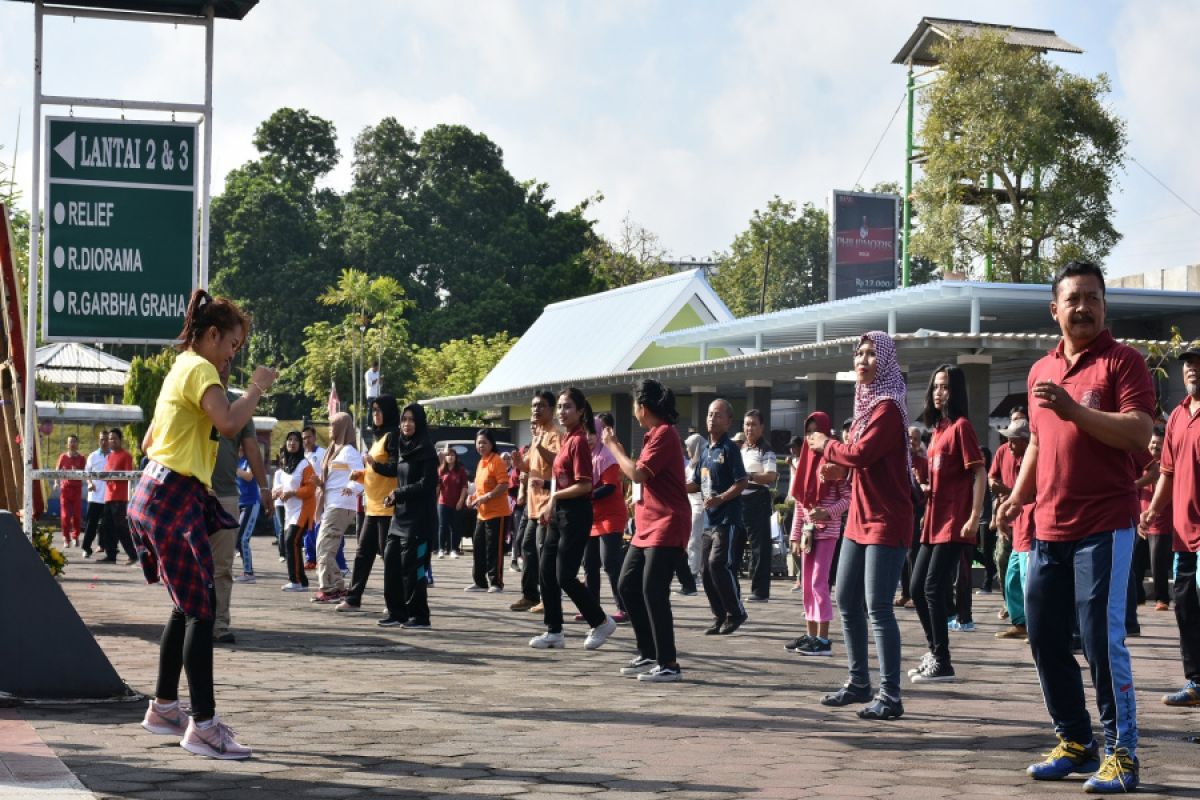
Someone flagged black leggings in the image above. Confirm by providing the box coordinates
[539,497,604,633]
[910,542,964,666]
[619,545,682,666]
[346,515,390,605]
[520,516,542,602]
[1148,533,1174,604]
[472,516,507,589]
[285,524,309,586]
[156,590,216,719]
[584,532,625,612]
[384,530,431,624]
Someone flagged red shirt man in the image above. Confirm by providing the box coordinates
[104,442,134,502]
[56,436,86,543]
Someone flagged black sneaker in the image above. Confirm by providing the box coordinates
[785,635,813,653]
[857,692,904,720]
[401,620,431,630]
[376,617,403,628]
[620,656,656,676]
[718,614,748,635]
[704,618,725,635]
[911,661,957,683]
[797,637,832,657]
[748,594,768,603]
[821,682,874,707]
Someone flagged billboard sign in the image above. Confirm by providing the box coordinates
[43,116,197,343]
[828,190,900,301]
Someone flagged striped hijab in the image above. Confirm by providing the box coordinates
[851,331,912,475]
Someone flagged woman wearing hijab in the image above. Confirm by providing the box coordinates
[806,331,913,720]
[338,396,400,612]
[275,431,317,592]
[785,412,851,657]
[312,413,365,604]
[582,413,628,622]
[378,402,439,628]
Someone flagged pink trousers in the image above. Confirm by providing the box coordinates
[801,536,838,622]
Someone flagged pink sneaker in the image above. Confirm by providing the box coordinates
[141,699,189,736]
[180,716,252,760]
[612,611,628,623]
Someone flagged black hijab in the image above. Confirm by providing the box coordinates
[278,431,304,475]
[372,395,400,436]
[396,401,436,462]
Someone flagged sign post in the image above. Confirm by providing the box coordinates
[43,117,197,343]
[827,190,901,302]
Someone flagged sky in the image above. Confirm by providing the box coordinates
[1,0,1198,279]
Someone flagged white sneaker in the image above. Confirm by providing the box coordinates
[529,631,566,649]
[584,615,618,650]
[437,551,446,559]
[450,551,460,559]
[281,582,308,592]
[180,715,252,760]
[464,585,488,593]
[487,586,504,593]
[907,652,935,677]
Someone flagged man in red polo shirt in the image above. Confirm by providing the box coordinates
[998,262,1154,794]
[1140,343,1200,709]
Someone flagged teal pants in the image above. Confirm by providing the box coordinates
[1005,550,1029,625]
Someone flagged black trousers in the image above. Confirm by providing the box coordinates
[1176,551,1200,682]
[156,589,216,719]
[741,490,774,599]
[519,516,542,602]
[701,524,744,619]
[285,524,309,586]
[472,516,506,589]
[539,497,604,633]
[103,501,137,560]
[955,546,974,624]
[384,530,431,624]
[346,515,389,605]
[584,532,625,611]
[899,509,924,599]
[673,553,698,594]
[81,500,107,554]
[619,545,682,666]
[911,542,963,666]
[977,524,998,588]
[1148,534,1174,604]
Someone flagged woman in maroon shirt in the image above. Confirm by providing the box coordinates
[807,331,913,720]
[909,365,985,683]
[603,379,691,682]
[528,388,618,651]
[436,449,468,558]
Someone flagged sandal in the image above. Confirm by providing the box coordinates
[820,682,874,707]
[857,694,904,720]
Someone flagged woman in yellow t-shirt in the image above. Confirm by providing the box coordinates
[128,289,277,761]
[337,395,400,612]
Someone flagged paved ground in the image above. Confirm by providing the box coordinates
[8,537,1200,800]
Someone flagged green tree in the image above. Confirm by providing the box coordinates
[866,181,940,287]
[209,109,344,372]
[710,197,828,316]
[410,332,518,425]
[583,213,674,289]
[911,31,1126,282]
[122,348,176,446]
[295,268,411,419]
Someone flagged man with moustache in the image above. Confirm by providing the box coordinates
[1140,343,1200,710]
[999,262,1154,793]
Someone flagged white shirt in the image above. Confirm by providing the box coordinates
[271,468,286,508]
[303,446,325,476]
[740,443,777,495]
[365,367,381,398]
[86,448,107,503]
[322,445,365,511]
[282,461,313,527]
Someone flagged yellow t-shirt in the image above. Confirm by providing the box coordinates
[146,351,223,488]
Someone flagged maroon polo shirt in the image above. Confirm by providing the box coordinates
[823,401,913,549]
[1159,396,1200,553]
[1137,456,1172,538]
[1027,329,1155,542]
[553,426,593,491]
[922,417,983,545]
[633,422,691,549]
[991,443,1034,552]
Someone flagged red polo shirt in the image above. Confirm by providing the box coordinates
[922,417,984,545]
[990,442,1034,552]
[1028,329,1155,542]
[591,464,628,535]
[823,401,913,549]
[1137,457,1172,537]
[104,449,133,502]
[553,426,592,491]
[1159,397,1200,553]
[633,422,690,548]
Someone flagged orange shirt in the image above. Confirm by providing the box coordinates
[474,451,511,520]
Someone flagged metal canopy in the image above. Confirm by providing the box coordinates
[653,281,1200,351]
[893,17,1082,67]
[425,332,1168,412]
[6,0,257,19]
